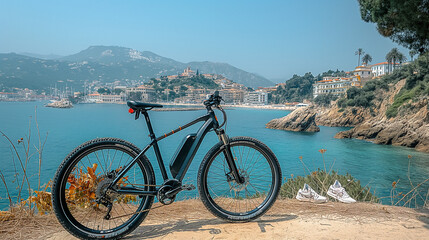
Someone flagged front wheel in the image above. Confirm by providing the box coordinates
[197,137,282,222]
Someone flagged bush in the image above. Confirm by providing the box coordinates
[386,84,425,118]
[280,169,378,202]
[346,99,355,106]
[314,94,337,106]
[337,98,347,108]
[346,87,374,107]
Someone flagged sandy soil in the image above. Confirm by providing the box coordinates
[2,199,428,240]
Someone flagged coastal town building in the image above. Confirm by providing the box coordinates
[371,62,400,77]
[259,86,278,93]
[185,88,210,103]
[0,92,21,100]
[125,85,156,102]
[86,93,126,103]
[244,90,268,105]
[180,66,196,77]
[312,76,361,98]
[0,88,47,101]
[353,65,372,84]
[219,89,245,104]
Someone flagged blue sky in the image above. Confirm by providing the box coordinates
[0,0,409,81]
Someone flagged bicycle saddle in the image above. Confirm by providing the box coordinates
[127,101,163,110]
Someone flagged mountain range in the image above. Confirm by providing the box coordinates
[0,46,274,91]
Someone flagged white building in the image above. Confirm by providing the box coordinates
[244,90,268,105]
[371,62,400,77]
[86,93,126,103]
[313,76,361,98]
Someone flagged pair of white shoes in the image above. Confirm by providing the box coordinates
[296,180,356,204]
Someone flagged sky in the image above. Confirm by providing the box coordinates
[0,0,410,82]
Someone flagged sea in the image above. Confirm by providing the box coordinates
[0,101,428,210]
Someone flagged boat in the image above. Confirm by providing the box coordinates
[45,99,73,108]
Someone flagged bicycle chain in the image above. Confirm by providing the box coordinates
[109,203,166,220]
[108,181,194,220]
[108,184,164,220]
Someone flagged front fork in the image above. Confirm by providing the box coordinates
[217,129,245,184]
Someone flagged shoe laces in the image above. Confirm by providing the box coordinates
[338,187,350,198]
[302,187,320,198]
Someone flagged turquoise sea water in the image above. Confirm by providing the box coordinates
[0,101,428,209]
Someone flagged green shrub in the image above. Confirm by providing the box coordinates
[337,98,347,108]
[346,99,355,106]
[314,94,338,106]
[280,169,378,202]
[385,84,425,118]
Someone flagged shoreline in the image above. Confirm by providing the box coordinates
[1,100,298,111]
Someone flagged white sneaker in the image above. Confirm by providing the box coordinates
[296,183,328,203]
[327,180,356,203]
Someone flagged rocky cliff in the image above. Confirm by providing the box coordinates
[268,78,429,153]
[335,97,429,152]
[266,107,320,132]
[319,79,429,153]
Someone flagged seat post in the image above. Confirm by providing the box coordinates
[142,111,156,140]
[141,110,169,180]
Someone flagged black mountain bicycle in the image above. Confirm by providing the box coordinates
[52,91,282,239]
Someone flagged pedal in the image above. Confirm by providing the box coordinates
[182,184,195,191]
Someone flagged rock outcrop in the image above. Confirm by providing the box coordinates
[267,79,429,153]
[335,98,429,153]
[266,107,320,132]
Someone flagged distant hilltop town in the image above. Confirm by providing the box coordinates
[312,61,402,98]
[70,67,269,105]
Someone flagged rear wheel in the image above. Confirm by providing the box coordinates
[52,138,155,239]
[197,137,282,222]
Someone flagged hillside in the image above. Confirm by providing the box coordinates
[316,53,429,152]
[272,70,347,103]
[0,46,274,91]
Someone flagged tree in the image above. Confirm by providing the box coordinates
[358,0,429,53]
[362,54,373,65]
[113,88,123,95]
[314,94,337,107]
[97,87,110,95]
[409,49,418,61]
[355,48,365,66]
[386,48,406,73]
[128,92,142,101]
[397,52,407,64]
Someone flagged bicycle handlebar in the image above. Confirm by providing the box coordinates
[203,91,223,107]
[203,91,227,129]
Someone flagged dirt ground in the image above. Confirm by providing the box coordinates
[2,199,429,240]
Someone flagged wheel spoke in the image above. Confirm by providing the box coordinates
[54,140,154,237]
[203,139,279,218]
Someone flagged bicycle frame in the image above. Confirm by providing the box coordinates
[110,107,223,196]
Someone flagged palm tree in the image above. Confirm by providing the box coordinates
[397,52,407,64]
[355,48,365,66]
[362,54,373,65]
[385,48,406,73]
[409,49,418,61]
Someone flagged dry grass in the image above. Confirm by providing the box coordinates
[0,208,59,240]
